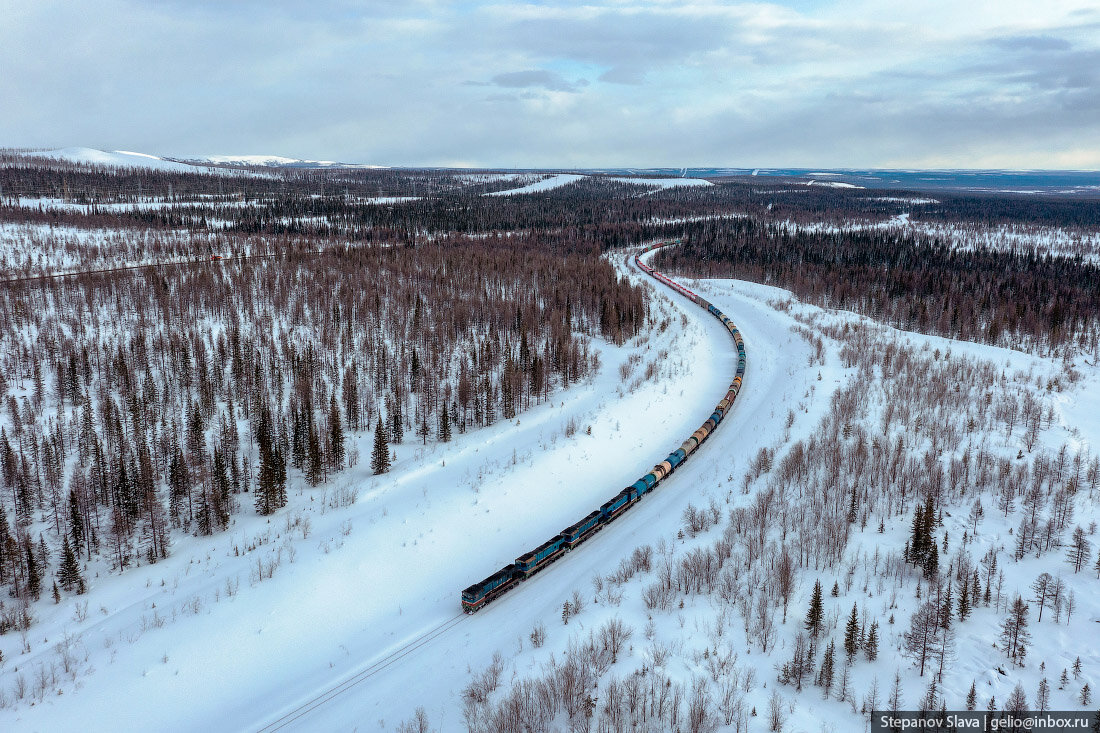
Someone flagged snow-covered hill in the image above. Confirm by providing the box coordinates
[17,147,215,174]
[178,154,388,169]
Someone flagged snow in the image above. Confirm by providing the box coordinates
[185,155,388,168]
[3,247,1099,731]
[485,174,586,196]
[17,147,215,174]
[604,176,713,189]
[807,179,863,188]
[199,154,304,166]
[487,174,711,196]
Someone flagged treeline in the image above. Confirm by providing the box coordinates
[911,194,1100,229]
[0,155,516,203]
[0,235,644,624]
[652,218,1100,352]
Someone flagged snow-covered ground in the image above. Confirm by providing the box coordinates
[2,249,1097,732]
[604,176,713,189]
[487,174,712,196]
[486,174,586,196]
[17,148,217,174]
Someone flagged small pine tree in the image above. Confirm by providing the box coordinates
[806,580,824,638]
[844,604,860,663]
[1073,657,1083,679]
[1082,683,1093,706]
[966,680,977,710]
[371,417,391,475]
[1062,669,1070,689]
[831,580,840,597]
[865,621,879,662]
[52,580,60,604]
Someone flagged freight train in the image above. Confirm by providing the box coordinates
[461,241,746,613]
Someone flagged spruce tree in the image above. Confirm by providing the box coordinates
[306,418,323,486]
[966,680,977,710]
[910,503,925,562]
[196,486,212,536]
[844,603,860,663]
[26,541,41,600]
[329,394,345,470]
[254,405,286,516]
[212,447,231,529]
[865,621,879,662]
[439,403,452,443]
[68,489,84,552]
[923,542,939,578]
[958,574,971,620]
[417,412,430,445]
[805,580,824,638]
[940,582,953,629]
[58,534,84,593]
[818,638,836,698]
[371,416,391,475]
[390,408,403,444]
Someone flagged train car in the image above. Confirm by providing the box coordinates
[516,535,568,577]
[561,511,601,548]
[462,566,520,613]
[601,488,634,521]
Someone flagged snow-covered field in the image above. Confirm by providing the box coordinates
[486,174,587,196]
[487,174,712,196]
[2,248,1098,732]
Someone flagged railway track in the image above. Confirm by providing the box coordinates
[254,613,467,732]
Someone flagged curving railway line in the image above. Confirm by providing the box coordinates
[460,240,747,612]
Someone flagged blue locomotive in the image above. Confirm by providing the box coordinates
[461,242,746,613]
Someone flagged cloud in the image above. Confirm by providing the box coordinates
[989,35,1073,52]
[489,70,587,93]
[598,66,646,85]
[1,0,1099,167]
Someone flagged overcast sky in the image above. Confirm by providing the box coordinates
[4,0,1100,168]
